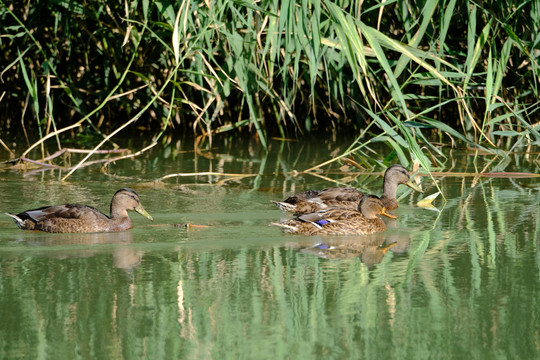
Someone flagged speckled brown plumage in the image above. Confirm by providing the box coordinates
[272,164,422,214]
[270,195,396,235]
[6,188,153,233]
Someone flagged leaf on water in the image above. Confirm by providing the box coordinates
[417,191,440,210]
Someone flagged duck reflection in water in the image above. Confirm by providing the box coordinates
[11,231,142,272]
[288,231,410,267]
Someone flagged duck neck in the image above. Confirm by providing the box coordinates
[381,177,398,200]
[110,202,129,219]
[108,217,134,231]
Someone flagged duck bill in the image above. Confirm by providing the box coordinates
[405,178,423,193]
[135,204,154,221]
[380,208,398,219]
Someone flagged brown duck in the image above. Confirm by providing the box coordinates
[272,164,422,214]
[6,188,153,233]
[270,194,396,236]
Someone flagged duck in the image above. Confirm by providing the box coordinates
[5,188,153,233]
[272,164,422,214]
[270,194,396,236]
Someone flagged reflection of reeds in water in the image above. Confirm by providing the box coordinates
[2,159,540,357]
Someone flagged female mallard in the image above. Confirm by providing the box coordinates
[272,164,422,214]
[270,194,396,236]
[6,188,153,233]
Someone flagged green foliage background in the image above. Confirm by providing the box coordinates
[1,0,539,159]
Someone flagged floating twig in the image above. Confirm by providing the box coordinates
[6,147,131,171]
[154,171,256,183]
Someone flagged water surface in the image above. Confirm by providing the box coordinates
[1,138,539,359]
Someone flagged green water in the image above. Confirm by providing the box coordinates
[1,138,539,359]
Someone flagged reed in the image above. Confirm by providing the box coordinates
[1,0,538,168]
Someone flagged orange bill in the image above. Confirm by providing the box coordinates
[380,208,398,219]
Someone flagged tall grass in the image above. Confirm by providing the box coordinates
[1,0,539,169]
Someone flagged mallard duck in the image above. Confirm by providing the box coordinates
[272,164,422,214]
[6,188,153,233]
[270,194,396,235]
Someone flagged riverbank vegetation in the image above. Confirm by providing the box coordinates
[1,0,539,172]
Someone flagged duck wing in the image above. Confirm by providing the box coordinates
[316,187,364,202]
[19,204,109,222]
[297,208,364,224]
[273,188,363,214]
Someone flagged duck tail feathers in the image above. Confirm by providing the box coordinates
[269,222,298,231]
[5,213,24,229]
[271,201,297,213]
